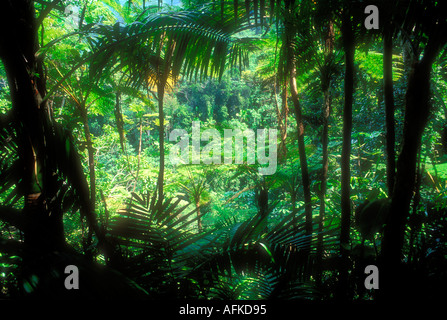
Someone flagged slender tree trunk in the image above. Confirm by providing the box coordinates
[80,105,96,213]
[284,1,312,241]
[196,200,202,232]
[155,38,175,213]
[115,92,126,152]
[316,21,334,287]
[274,83,288,160]
[273,27,288,161]
[79,103,96,256]
[289,56,313,240]
[134,119,143,190]
[282,86,289,149]
[258,183,269,233]
[383,29,396,197]
[316,81,331,281]
[291,190,298,218]
[338,10,355,300]
[258,184,269,219]
[157,82,165,212]
[408,147,422,264]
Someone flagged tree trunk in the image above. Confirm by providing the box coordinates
[258,184,269,233]
[80,106,96,213]
[134,119,144,190]
[196,200,202,233]
[156,82,165,212]
[0,0,66,254]
[289,52,313,241]
[0,0,103,259]
[338,9,355,300]
[274,83,289,160]
[383,29,396,197]
[381,39,444,301]
[284,1,312,241]
[316,20,334,287]
[79,103,96,256]
[155,38,175,214]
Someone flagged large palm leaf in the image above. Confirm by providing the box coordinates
[106,189,216,297]
[108,190,339,299]
[86,8,257,86]
[195,205,339,281]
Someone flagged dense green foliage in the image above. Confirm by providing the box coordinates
[0,0,446,303]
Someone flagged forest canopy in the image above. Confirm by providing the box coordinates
[0,0,446,303]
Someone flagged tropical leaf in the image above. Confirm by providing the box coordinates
[106,187,339,299]
[0,114,22,208]
[106,189,215,296]
[86,7,257,90]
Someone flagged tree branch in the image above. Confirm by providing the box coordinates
[224,185,256,205]
[36,0,64,27]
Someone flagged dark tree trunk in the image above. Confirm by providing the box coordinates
[79,103,96,256]
[289,51,313,241]
[284,0,313,243]
[258,185,269,220]
[381,39,444,301]
[338,9,355,300]
[258,184,269,234]
[274,83,289,160]
[0,0,66,253]
[383,29,396,197]
[316,20,334,287]
[80,105,96,213]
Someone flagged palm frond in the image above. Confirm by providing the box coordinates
[0,115,22,208]
[106,189,214,296]
[106,185,340,299]
[87,8,256,89]
[243,270,316,300]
